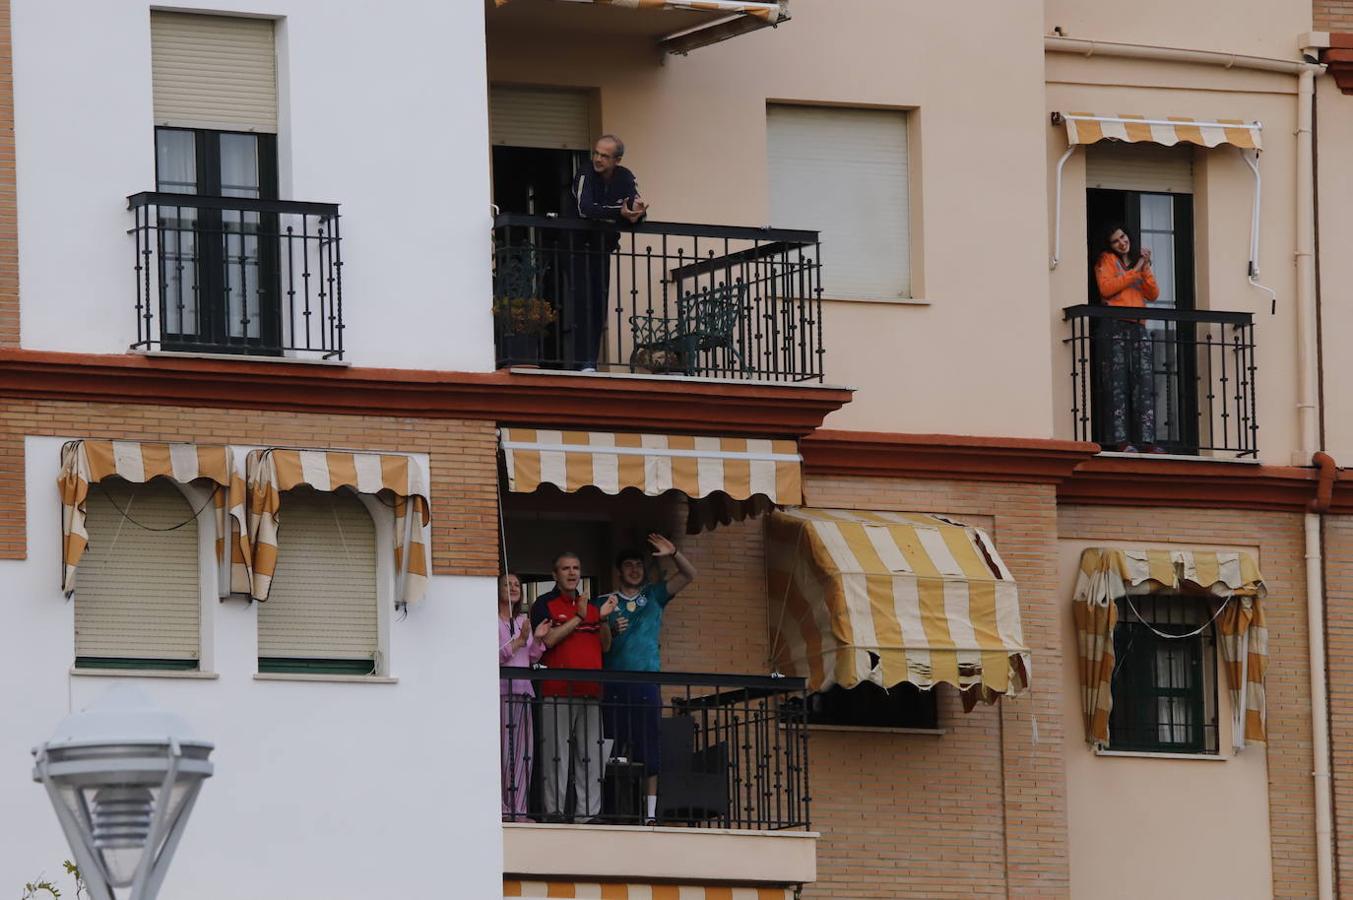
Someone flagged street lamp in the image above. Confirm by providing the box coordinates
[31,685,214,900]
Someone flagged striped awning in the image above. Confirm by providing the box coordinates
[500,428,801,530]
[57,440,248,599]
[1059,113,1262,149]
[1073,547,1268,750]
[245,449,431,606]
[491,0,785,22]
[503,882,793,899]
[767,508,1030,703]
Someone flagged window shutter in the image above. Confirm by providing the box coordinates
[258,488,379,662]
[1086,142,1194,193]
[489,86,593,150]
[151,11,278,133]
[768,105,911,300]
[76,480,200,662]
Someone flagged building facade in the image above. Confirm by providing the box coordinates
[4,0,1353,898]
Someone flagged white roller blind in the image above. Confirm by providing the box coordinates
[489,85,593,150]
[77,480,200,662]
[768,105,911,300]
[259,488,378,661]
[151,11,278,133]
[1086,142,1194,193]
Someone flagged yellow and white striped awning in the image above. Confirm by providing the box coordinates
[492,0,785,22]
[767,508,1030,703]
[57,440,248,599]
[1059,112,1262,150]
[245,448,431,606]
[1073,547,1267,750]
[504,882,793,899]
[500,428,802,506]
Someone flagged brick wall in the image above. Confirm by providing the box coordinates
[664,475,1068,898]
[1316,0,1353,32]
[1323,513,1353,894]
[1058,505,1314,899]
[0,398,501,576]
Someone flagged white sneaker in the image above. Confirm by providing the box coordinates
[580,366,597,373]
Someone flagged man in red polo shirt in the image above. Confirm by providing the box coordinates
[529,551,617,821]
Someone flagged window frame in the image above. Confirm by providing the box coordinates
[153,125,282,353]
[800,681,940,731]
[72,476,215,673]
[1107,593,1220,755]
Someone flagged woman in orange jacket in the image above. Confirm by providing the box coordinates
[1093,224,1160,452]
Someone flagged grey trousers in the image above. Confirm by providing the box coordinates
[539,696,604,820]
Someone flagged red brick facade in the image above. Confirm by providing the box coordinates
[0,398,501,576]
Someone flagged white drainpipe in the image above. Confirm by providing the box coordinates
[1046,36,1332,900]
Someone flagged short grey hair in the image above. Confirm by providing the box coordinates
[598,134,625,158]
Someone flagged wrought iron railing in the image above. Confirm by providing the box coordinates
[1063,305,1258,458]
[499,667,810,829]
[128,192,344,359]
[492,214,824,382]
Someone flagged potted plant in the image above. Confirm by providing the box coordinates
[492,295,557,366]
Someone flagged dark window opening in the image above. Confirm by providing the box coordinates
[1108,593,1219,754]
[804,681,939,730]
[1086,188,1198,454]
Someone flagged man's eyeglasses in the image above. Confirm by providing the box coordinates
[592,150,617,161]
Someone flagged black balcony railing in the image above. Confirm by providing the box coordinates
[128,192,344,359]
[1064,305,1258,458]
[493,214,824,382]
[499,667,810,830]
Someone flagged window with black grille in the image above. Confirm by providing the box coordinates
[1109,594,1219,754]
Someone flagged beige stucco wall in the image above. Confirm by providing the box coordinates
[1046,54,1304,464]
[488,0,1055,437]
[1044,0,1311,60]
[1315,77,1353,462]
[1057,538,1274,900]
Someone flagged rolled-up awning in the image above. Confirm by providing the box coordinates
[1058,112,1262,149]
[500,428,801,531]
[493,0,784,21]
[57,440,247,599]
[1073,547,1267,750]
[767,508,1029,705]
[245,448,431,607]
[504,882,793,899]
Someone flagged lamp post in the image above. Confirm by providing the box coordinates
[31,685,214,900]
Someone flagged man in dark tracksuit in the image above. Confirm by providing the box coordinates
[568,134,647,370]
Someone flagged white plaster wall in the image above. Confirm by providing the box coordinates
[10,0,494,371]
[0,437,504,897]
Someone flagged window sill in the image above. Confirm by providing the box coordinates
[253,672,398,684]
[70,667,218,680]
[133,349,350,368]
[805,723,945,736]
[1094,749,1226,761]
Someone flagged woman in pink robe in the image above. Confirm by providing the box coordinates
[499,573,549,821]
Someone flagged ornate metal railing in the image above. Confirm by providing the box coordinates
[1063,304,1258,457]
[499,667,810,829]
[493,214,824,382]
[128,192,343,359]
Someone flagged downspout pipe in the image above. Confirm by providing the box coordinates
[1047,35,1332,899]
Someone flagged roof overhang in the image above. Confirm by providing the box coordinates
[485,0,789,55]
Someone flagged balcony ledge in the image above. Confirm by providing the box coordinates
[0,349,852,437]
[503,822,817,885]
